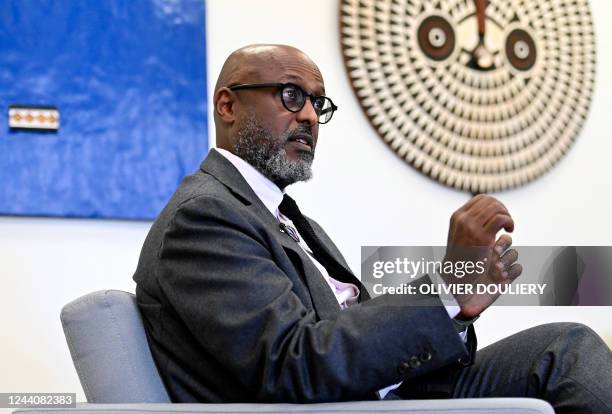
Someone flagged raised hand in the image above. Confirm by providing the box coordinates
[442,194,523,318]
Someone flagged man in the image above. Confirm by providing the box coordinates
[134,44,612,412]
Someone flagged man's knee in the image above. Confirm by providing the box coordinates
[528,322,592,335]
[527,322,605,350]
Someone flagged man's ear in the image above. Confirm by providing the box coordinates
[214,87,236,123]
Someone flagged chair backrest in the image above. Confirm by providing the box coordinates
[60,290,171,403]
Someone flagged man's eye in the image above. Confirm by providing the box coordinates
[313,98,325,111]
[283,88,300,102]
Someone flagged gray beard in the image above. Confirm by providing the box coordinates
[234,116,314,189]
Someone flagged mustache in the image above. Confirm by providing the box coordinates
[285,126,314,146]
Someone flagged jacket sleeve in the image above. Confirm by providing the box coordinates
[156,195,470,403]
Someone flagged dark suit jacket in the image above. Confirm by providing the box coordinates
[133,148,473,403]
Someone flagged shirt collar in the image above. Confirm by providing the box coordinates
[215,148,284,219]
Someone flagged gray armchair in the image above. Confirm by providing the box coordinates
[16,290,554,413]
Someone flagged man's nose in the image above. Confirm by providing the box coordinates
[296,98,318,127]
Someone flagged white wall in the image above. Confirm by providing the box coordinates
[1,0,611,404]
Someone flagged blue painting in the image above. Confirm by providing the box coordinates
[0,0,208,220]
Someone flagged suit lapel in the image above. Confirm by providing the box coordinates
[200,149,342,320]
[276,234,342,321]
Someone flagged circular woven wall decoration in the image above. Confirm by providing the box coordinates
[340,0,596,193]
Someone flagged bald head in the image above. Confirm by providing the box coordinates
[214,44,321,93]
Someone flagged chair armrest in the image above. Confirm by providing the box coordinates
[14,398,554,414]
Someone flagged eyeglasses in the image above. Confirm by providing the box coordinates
[228,82,338,124]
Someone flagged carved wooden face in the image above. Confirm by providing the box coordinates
[341,0,596,193]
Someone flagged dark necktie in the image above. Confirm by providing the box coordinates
[278,194,362,288]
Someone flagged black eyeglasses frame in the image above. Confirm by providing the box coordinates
[228,82,338,124]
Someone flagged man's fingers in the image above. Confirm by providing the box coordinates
[496,248,519,278]
[504,262,523,281]
[491,236,513,278]
[493,234,512,254]
[500,248,518,266]
[449,195,515,250]
[460,194,489,211]
[457,194,514,235]
[464,194,509,214]
[485,214,514,235]
[478,202,510,226]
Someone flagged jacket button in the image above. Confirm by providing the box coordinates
[457,356,471,366]
[419,351,432,362]
[398,361,411,374]
[409,356,422,368]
